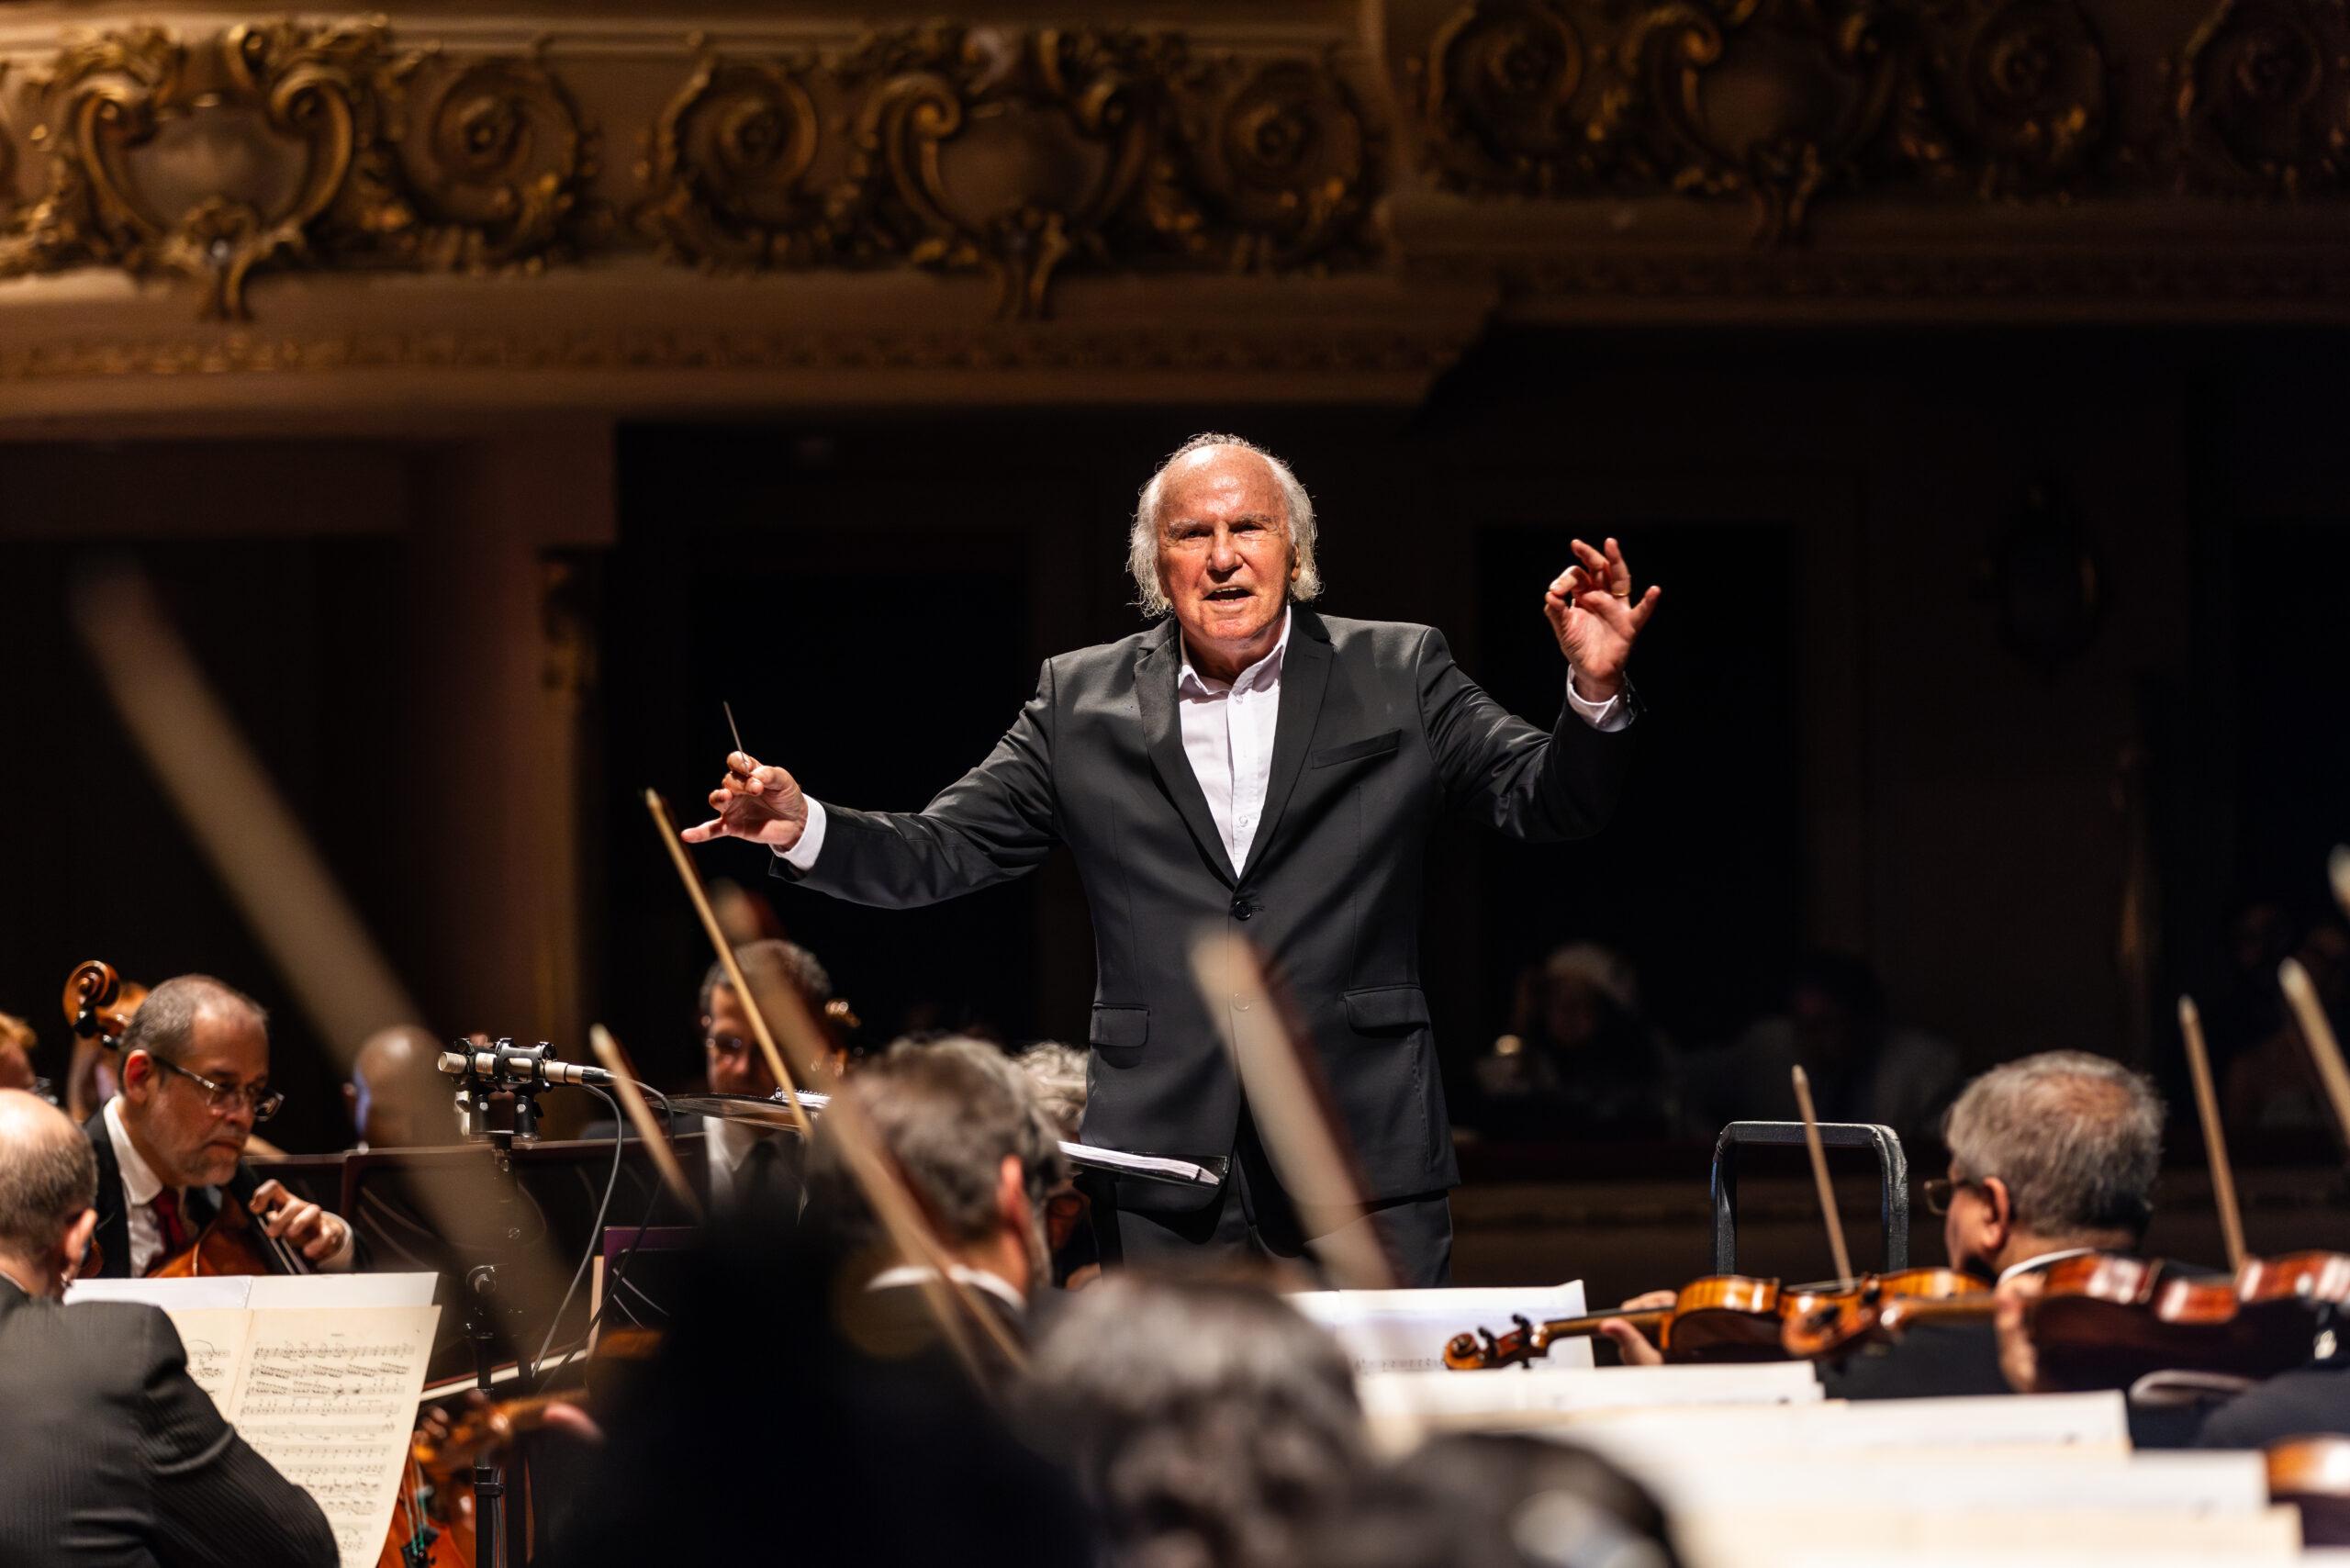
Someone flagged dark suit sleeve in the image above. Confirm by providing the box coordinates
[1416,628,1634,842]
[780,659,1060,908]
[140,1310,339,1568]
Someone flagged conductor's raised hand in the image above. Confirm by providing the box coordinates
[682,751,810,850]
[1543,536,1661,702]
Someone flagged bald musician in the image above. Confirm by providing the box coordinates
[1607,1050,2165,1398]
[344,1024,455,1149]
[0,1089,336,1567]
[688,433,1656,1284]
[83,975,354,1278]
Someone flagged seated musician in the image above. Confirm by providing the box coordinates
[0,1089,337,1567]
[694,938,844,1207]
[83,975,355,1278]
[803,1036,1067,1365]
[1606,1049,2164,1399]
[343,1023,455,1149]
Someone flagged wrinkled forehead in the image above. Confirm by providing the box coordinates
[180,1004,270,1079]
[1155,448,1287,532]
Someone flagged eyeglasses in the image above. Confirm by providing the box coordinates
[151,1056,283,1123]
[705,1034,752,1057]
[1921,1175,1985,1216]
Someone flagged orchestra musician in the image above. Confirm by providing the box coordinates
[0,1089,337,1568]
[1605,1050,2165,1398]
[82,975,356,1278]
[804,1036,1068,1374]
[342,1023,453,1149]
[687,433,1658,1283]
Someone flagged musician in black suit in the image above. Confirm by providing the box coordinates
[0,1088,335,1567]
[83,976,354,1279]
[1604,1051,2165,1397]
[804,1036,1069,1386]
[687,433,1658,1283]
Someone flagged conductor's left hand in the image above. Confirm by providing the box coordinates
[1544,536,1660,703]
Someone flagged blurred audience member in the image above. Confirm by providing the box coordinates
[1680,951,1957,1148]
[1476,944,1679,1140]
[1024,1272,1368,1568]
[0,1013,38,1096]
[1303,1434,1684,1568]
[805,1036,1067,1380]
[344,1025,453,1149]
[2222,920,2350,1138]
[1018,1041,1101,1289]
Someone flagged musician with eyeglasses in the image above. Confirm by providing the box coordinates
[80,974,355,1277]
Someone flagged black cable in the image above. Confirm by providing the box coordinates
[536,1081,679,1369]
[532,1083,627,1379]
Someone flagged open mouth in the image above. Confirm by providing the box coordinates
[1205,587,1252,602]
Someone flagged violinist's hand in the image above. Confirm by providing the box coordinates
[1596,1288,1674,1368]
[250,1180,350,1263]
[681,751,810,850]
[1994,1272,2051,1394]
[543,1400,605,1444]
[1544,537,1660,704]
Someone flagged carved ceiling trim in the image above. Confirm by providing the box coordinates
[1403,0,2350,242]
[0,322,1463,382]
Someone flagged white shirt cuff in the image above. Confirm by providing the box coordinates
[316,1212,358,1271]
[772,798,829,870]
[1565,674,1633,733]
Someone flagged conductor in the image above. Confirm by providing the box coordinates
[685,434,1659,1284]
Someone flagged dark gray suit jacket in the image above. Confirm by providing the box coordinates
[0,1278,336,1568]
[778,609,1635,1207]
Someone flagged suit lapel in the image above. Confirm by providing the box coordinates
[1243,609,1332,879]
[82,1113,129,1280]
[1136,622,1240,887]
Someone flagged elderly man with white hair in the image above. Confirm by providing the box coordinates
[688,433,1659,1283]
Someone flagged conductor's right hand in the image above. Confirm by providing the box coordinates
[682,752,809,850]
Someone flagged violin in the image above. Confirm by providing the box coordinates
[2269,1435,2350,1548]
[1443,1268,1985,1370]
[1785,1250,2338,1384]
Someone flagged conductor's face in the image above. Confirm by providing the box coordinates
[1156,447,1300,673]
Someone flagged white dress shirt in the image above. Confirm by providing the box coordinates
[781,610,1634,872]
[704,1114,775,1209]
[866,1261,1026,1319]
[102,1097,354,1274]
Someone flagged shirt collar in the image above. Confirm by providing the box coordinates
[102,1096,165,1208]
[866,1261,1026,1317]
[707,1114,764,1170]
[1997,1246,2101,1285]
[1178,607,1291,699]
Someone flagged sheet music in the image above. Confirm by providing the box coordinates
[227,1305,440,1568]
[159,1307,257,1413]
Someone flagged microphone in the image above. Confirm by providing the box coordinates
[438,1044,613,1088]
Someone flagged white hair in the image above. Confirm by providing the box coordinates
[1128,433,1323,619]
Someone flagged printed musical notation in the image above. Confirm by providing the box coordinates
[160,1301,440,1568]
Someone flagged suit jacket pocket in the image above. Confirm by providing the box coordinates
[1310,729,1401,769]
[1090,1004,1149,1064]
[1342,985,1429,1032]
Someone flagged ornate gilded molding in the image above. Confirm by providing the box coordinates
[1404,0,2347,241]
[633,26,1382,317]
[0,18,591,317]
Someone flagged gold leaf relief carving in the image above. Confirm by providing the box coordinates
[2177,0,2350,196]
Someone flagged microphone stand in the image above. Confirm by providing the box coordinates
[449,1042,554,1568]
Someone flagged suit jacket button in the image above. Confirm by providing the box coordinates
[1230,896,1257,920]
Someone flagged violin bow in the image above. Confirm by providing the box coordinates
[587,1025,705,1223]
[2177,996,2246,1273]
[647,790,1020,1380]
[2331,846,2350,923]
[2281,956,2350,1159]
[1186,934,1397,1292]
[645,790,816,1144]
[1791,1066,1854,1287]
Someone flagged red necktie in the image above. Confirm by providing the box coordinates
[151,1188,190,1257]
